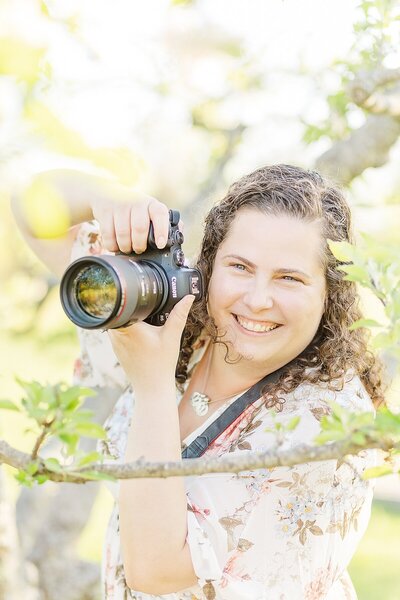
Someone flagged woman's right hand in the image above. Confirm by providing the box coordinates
[90,194,171,254]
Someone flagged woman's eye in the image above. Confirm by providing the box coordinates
[231,263,247,271]
[281,275,300,282]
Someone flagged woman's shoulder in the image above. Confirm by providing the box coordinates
[288,369,374,417]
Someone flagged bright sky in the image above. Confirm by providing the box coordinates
[1,0,399,227]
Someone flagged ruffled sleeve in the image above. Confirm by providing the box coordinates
[184,374,376,600]
[70,221,128,390]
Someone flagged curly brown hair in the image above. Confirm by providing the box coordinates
[176,164,386,408]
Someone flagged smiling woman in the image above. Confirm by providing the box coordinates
[13,163,387,599]
[98,165,386,599]
[205,210,326,385]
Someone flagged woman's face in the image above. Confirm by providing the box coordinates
[207,209,327,372]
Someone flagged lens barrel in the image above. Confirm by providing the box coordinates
[60,255,165,329]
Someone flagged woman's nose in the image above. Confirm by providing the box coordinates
[243,280,274,312]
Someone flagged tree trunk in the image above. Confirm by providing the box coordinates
[16,386,121,600]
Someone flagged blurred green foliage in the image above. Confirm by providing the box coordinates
[349,501,400,600]
[0,379,109,486]
[302,0,400,143]
[329,237,400,362]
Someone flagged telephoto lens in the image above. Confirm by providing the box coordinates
[60,210,203,329]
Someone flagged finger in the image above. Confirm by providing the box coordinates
[130,203,151,253]
[113,205,135,254]
[163,295,195,336]
[97,214,119,252]
[148,199,170,249]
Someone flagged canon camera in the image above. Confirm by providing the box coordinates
[60,209,203,329]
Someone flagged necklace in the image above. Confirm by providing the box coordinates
[189,344,249,417]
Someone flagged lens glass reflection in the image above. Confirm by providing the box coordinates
[74,265,118,319]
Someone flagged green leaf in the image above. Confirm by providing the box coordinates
[350,412,375,429]
[59,386,96,409]
[328,401,349,425]
[77,452,102,467]
[58,432,79,456]
[44,458,63,473]
[327,240,357,262]
[26,461,39,476]
[314,430,347,444]
[16,378,42,405]
[349,318,383,331]
[40,385,58,409]
[69,409,95,422]
[36,474,49,485]
[73,422,106,439]
[363,465,393,479]
[338,264,371,284]
[286,416,301,431]
[15,470,33,487]
[351,432,367,445]
[0,399,20,411]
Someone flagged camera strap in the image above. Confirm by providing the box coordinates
[181,358,297,459]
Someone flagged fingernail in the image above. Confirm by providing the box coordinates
[157,236,166,248]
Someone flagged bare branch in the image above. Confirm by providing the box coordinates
[0,436,397,485]
[361,88,400,117]
[31,418,55,460]
[315,114,400,185]
[347,68,400,106]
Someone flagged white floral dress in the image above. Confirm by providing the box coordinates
[71,223,377,600]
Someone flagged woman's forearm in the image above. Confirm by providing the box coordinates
[12,169,136,233]
[11,169,143,275]
[119,378,192,588]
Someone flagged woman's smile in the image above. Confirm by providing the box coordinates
[233,314,283,335]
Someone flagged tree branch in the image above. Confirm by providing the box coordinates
[31,418,55,460]
[0,436,397,485]
[315,114,400,185]
[347,67,400,107]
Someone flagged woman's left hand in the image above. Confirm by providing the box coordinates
[108,295,195,392]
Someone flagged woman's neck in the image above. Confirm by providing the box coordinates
[203,342,282,399]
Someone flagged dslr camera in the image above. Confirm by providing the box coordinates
[60,209,203,329]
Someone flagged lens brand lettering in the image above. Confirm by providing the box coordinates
[171,276,177,298]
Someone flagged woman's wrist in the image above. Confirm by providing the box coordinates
[132,377,176,404]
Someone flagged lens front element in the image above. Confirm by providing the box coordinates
[60,254,166,329]
[74,264,118,319]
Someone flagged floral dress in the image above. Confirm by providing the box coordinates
[72,223,377,600]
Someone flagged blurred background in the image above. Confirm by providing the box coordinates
[0,0,399,599]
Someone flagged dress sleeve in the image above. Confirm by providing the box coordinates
[70,221,129,390]
[184,375,377,600]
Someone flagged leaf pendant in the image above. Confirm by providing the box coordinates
[190,392,210,416]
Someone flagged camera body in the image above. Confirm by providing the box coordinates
[136,209,202,325]
[60,209,203,330]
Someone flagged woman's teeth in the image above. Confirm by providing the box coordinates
[236,315,280,333]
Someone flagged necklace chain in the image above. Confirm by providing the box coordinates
[189,344,248,417]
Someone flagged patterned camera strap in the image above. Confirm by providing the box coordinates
[181,358,298,459]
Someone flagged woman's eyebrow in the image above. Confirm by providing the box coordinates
[222,254,312,278]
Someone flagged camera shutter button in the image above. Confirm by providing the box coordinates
[173,249,185,266]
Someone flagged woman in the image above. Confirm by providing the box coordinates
[13,164,385,599]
